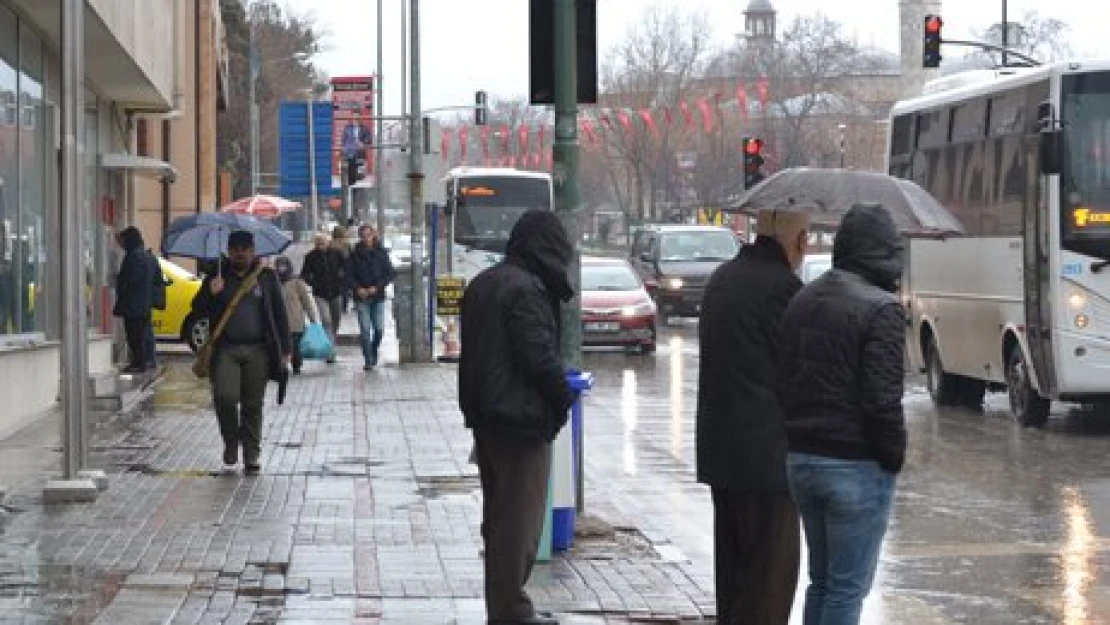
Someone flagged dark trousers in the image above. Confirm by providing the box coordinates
[290,332,303,372]
[123,316,150,368]
[212,344,270,465]
[711,487,801,625]
[474,429,552,621]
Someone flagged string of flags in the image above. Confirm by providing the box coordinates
[438,77,772,170]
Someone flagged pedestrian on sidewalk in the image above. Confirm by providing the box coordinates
[274,255,319,375]
[695,208,810,625]
[113,226,155,374]
[458,210,575,625]
[332,225,353,312]
[779,204,907,625]
[191,231,292,475]
[347,224,395,371]
[301,233,346,364]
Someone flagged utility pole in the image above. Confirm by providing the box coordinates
[407,0,431,363]
[249,16,260,197]
[306,96,320,236]
[553,0,582,370]
[1001,0,1009,68]
[375,0,386,236]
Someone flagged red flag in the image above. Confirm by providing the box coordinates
[480,125,491,160]
[538,125,547,150]
[663,107,674,127]
[736,83,750,123]
[757,77,770,105]
[680,100,694,129]
[518,125,530,154]
[696,97,713,133]
[441,128,452,160]
[458,126,469,162]
[581,119,597,143]
[500,124,511,152]
[545,153,553,170]
[509,155,517,168]
[532,152,541,169]
[639,109,659,136]
[618,109,633,132]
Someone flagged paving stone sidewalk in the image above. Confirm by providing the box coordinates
[0,321,714,623]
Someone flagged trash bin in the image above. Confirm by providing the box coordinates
[550,370,594,552]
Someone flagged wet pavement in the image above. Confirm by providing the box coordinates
[2,313,1110,622]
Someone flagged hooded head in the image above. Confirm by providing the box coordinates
[117,226,144,252]
[832,203,905,292]
[274,256,294,282]
[505,210,574,302]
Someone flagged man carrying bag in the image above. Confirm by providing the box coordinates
[191,231,291,475]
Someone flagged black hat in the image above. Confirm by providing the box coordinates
[227,230,255,249]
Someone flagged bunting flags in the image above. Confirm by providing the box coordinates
[518,125,530,155]
[639,109,659,136]
[500,124,511,152]
[441,128,452,161]
[680,100,693,129]
[736,84,749,124]
[617,109,633,132]
[581,119,597,144]
[458,126,469,162]
[696,97,713,133]
[757,76,770,105]
[480,125,491,160]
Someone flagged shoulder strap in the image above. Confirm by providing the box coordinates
[208,264,264,347]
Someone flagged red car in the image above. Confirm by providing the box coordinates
[581,257,657,354]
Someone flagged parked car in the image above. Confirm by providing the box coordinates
[152,257,206,352]
[581,257,657,354]
[799,253,832,283]
[629,224,740,317]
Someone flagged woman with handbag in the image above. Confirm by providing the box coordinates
[274,256,319,375]
[191,231,291,475]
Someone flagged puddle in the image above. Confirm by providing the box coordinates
[0,565,125,620]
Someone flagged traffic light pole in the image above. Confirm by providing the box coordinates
[407,0,431,363]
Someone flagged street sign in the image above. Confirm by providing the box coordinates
[330,76,375,183]
[435,276,466,316]
[278,101,337,198]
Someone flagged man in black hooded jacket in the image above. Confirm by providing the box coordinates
[114,226,154,373]
[779,203,907,625]
[458,210,574,625]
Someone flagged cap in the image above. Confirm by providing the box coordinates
[227,230,255,249]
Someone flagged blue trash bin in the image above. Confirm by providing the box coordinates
[551,370,594,551]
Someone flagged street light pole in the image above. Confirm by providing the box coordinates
[306,95,319,236]
[838,123,847,168]
[375,0,386,236]
[1001,0,1009,68]
[553,0,581,370]
[407,0,430,363]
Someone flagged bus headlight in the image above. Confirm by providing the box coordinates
[1076,313,1090,329]
[1069,292,1087,309]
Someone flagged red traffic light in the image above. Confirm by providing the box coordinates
[744,138,763,155]
[925,16,942,34]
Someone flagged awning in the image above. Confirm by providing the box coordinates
[99,154,178,180]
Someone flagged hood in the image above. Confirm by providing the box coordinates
[119,226,144,252]
[505,210,573,302]
[832,203,904,292]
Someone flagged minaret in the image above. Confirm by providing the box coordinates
[900,0,942,84]
[744,0,777,45]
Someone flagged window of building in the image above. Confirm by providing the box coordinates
[0,7,19,337]
[17,22,44,334]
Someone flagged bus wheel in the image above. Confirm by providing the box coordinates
[925,336,962,407]
[1006,346,1050,428]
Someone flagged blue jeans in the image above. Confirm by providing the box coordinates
[787,453,896,625]
[355,299,385,366]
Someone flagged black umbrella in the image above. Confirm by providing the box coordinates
[730,167,964,236]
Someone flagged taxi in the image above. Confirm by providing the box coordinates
[152,257,207,351]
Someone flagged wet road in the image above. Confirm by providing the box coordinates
[579,319,1110,624]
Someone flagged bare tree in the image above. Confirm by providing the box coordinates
[969,11,1073,67]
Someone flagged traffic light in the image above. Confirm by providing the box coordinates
[475,90,488,126]
[742,137,765,190]
[923,15,942,68]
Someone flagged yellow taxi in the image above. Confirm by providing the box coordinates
[152,257,207,351]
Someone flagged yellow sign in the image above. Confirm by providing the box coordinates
[1074,208,1110,228]
[461,185,497,197]
[436,276,467,316]
[697,208,724,226]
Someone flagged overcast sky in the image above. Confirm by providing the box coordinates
[283,0,1109,114]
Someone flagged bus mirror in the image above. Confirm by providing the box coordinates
[1040,129,1062,176]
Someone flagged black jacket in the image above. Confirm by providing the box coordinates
[695,237,802,492]
[301,247,348,300]
[779,204,908,473]
[347,242,396,303]
[458,210,574,443]
[191,259,292,380]
[114,227,153,318]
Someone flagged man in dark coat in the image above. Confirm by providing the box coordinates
[301,233,347,363]
[695,208,810,625]
[458,210,574,625]
[347,225,395,370]
[779,204,906,625]
[114,226,154,374]
[191,231,291,475]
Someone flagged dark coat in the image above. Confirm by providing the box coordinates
[301,247,348,300]
[191,258,292,380]
[778,204,908,474]
[458,210,574,443]
[695,237,803,492]
[113,227,153,319]
[347,242,396,304]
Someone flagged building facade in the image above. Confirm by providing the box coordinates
[0,0,227,436]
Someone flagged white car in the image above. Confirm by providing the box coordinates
[799,253,832,283]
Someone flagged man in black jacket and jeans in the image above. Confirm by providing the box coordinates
[347,225,395,370]
[114,226,154,374]
[458,210,574,625]
[696,208,810,624]
[779,204,907,625]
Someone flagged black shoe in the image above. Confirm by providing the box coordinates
[326,357,337,364]
[122,365,145,374]
[244,464,261,476]
[292,368,301,375]
[223,447,237,466]
[363,364,374,371]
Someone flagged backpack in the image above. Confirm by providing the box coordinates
[150,251,168,311]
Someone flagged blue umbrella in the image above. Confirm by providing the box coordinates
[161,212,292,261]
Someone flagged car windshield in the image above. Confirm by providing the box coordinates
[582,264,641,291]
[659,231,738,262]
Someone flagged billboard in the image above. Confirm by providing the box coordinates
[330,75,375,186]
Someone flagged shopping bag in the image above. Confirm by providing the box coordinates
[299,322,334,360]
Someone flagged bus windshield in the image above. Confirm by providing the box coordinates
[454,176,551,253]
[1062,71,1110,260]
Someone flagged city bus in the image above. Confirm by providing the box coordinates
[441,167,554,282]
[889,60,1110,426]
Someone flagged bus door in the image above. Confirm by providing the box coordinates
[1023,126,1057,396]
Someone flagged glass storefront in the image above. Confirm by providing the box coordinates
[0,6,46,338]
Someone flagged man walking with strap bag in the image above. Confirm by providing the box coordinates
[191,231,291,475]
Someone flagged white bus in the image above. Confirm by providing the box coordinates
[889,60,1110,426]
[441,167,554,281]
